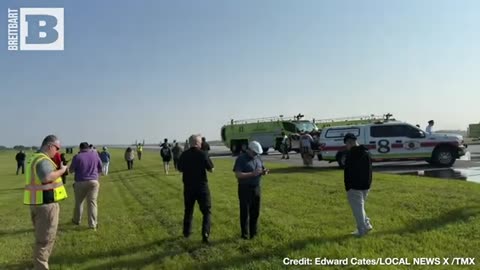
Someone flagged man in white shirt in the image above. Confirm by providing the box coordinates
[426,120,434,134]
[281,132,290,159]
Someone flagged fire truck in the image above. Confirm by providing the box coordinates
[221,114,318,154]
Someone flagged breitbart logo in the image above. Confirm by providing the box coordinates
[7,8,64,51]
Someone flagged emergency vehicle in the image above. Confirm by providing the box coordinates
[221,114,318,154]
[468,123,480,138]
[318,117,467,168]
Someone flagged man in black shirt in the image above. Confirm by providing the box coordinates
[343,133,373,237]
[15,150,26,175]
[177,134,214,243]
[160,143,172,175]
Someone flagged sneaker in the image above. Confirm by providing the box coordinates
[351,230,368,237]
[202,233,210,244]
[366,224,373,231]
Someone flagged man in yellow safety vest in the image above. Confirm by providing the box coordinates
[24,135,68,270]
[136,142,144,160]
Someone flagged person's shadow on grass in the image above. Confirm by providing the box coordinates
[195,206,480,270]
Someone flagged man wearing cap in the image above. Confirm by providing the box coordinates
[233,141,269,239]
[425,120,434,135]
[343,133,373,237]
[69,142,102,230]
[177,134,214,244]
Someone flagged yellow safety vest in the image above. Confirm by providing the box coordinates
[24,153,67,205]
[137,145,143,152]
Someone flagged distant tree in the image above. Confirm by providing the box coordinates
[0,145,7,150]
[13,145,25,150]
[31,146,38,151]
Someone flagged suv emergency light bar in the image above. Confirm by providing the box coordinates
[230,113,307,125]
[313,113,394,124]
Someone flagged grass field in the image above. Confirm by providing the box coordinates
[0,149,479,270]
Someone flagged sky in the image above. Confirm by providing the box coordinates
[1,0,479,147]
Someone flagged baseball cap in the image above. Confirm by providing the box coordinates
[248,141,263,155]
[343,133,357,143]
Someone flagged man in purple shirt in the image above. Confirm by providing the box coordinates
[69,142,102,230]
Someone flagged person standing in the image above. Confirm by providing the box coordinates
[60,153,69,184]
[280,132,290,160]
[124,147,135,170]
[136,142,144,161]
[160,143,173,175]
[172,142,183,171]
[233,141,268,240]
[69,142,102,230]
[24,135,68,270]
[99,147,111,176]
[15,150,26,175]
[300,131,314,167]
[177,134,214,244]
[343,133,373,237]
[184,139,189,152]
[201,137,211,155]
[426,120,435,134]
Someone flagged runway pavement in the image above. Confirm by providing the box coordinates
[216,144,480,183]
[142,144,480,182]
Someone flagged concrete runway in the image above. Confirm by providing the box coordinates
[142,144,480,183]
[211,145,480,183]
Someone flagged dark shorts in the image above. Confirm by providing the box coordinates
[162,158,171,163]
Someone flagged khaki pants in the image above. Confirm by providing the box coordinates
[30,203,59,270]
[73,180,99,228]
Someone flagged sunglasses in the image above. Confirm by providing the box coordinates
[50,144,60,151]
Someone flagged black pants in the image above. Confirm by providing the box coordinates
[62,175,67,184]
[183,185,211,238]
[16,162,25,175]
[238,184,261,238]
[127,160,134,170]
[173,158,179,170]
[137,151,142,160]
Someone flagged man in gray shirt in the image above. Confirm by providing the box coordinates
[233,141,269,240]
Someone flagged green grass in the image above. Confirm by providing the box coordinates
[0,149,479,270]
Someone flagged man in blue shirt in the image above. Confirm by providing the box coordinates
[233,141,269,239]
[99,147,111,176]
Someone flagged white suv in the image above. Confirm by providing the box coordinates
[318,121,467,168]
